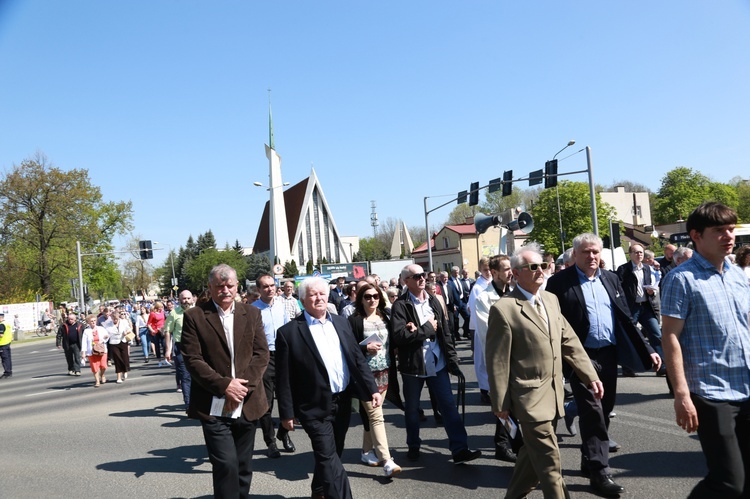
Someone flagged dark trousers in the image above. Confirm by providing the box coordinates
[153,334,163,359]
[201,415,258,499]
[688,394,750,498]
[64,344,82,372]
[173,343,191,408]
[452,304,470,338]
[259,353,288,446]
[571,345,617,477]
[301,390,353,499]
[0,344,11,375]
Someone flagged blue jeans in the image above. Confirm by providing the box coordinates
[632,303,663,359]
[173,343,191,408]
[401,367,468,454]
[138,328,150,359]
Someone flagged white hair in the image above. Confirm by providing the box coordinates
[510,242,543,269]
[298,277,330,300]
[561,248,574,265]
[572,233,603,252]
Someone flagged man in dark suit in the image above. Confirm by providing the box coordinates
[448,266,470,339]
[276,277,381,499]
[487,244,601,498]
[437,271,457,341]
[546,233,661,497]
[180,264,270,499]
[616,243,665,374]
[391,264,481,464]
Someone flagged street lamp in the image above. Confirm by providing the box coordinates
[551,140,575,252]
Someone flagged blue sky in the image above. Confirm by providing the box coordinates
[2,1,749,267]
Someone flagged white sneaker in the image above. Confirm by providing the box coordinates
[383,459,402,477]
[163,360,172,366]
[157,360,164,367]
[360,450,379,467]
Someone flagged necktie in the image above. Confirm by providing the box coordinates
[534,298,548,330]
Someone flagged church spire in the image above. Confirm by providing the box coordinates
[268,88,275,150]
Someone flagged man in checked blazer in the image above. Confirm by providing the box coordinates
[486,244,601,499]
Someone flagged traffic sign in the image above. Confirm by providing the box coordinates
[172,285,179,291]
[272,264,284,275]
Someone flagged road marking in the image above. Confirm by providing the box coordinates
[614,409,687,437]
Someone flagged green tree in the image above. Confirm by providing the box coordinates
[196,230,217,253]
[731,179,750,222]
[246,253,271,282]
[232,239,244,255]
[445,204,477,225]
[353,237,391,262]
[653,167,738,224]
[0,154,132,303]
[284,260,299,277]
[183,248,249,293]
[529,181,616,256]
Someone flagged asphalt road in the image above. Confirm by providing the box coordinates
[1,336,705,498]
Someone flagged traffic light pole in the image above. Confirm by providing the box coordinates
[75,242,158,314]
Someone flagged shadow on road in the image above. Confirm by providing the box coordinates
[97,444,209,477]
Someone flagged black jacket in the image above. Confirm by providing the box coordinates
[390,292,459,376]
[276,313,378,422]
[616,262,661,319]
[546,265,656,372]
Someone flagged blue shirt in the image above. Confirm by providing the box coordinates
[661,251,750,402]
[251,298,288,352]
[576,266,617,348]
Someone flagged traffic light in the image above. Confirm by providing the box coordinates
[544,159,558,189]
[611,222,621,248]
[469,181,479,206]
[139,240,153,260]
[457,190,468,205]
[502,170,513,197]
[488,177,502,193]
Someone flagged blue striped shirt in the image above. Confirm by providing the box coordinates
[661,251,750,401]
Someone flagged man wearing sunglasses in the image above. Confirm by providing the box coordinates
[391,264,481,464]
[486,244,601,498]
[546,233,661,497]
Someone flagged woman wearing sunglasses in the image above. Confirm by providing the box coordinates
[348,282,402,477]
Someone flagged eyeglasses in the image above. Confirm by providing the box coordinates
[363,294,380,301]
[409,273,426,280]
[518,262,550,272]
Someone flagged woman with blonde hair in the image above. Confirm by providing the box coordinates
[81,314,110,387]
[147,300,168,366]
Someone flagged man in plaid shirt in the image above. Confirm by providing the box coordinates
[661,202,750,498]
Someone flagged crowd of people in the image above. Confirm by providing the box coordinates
[28,201,749,498]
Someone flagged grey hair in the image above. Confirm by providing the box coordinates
[298,277,329,300]
[674,246,694,262]
[400,264,424,282]
[561,248,574,265]
[510,242,543,269]
[451,266,460,272]
[209,264,237,284]
[572,233,603,252]
[644,249,655,260]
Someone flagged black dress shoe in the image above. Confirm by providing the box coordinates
[407,447,420,461]
[267,443,281,459]
[590,474,624,497]
[453,448,481,464]
[480,390,492,405]
[278,433,295,452]
[494,446,517,463]
[621,367,636,377]
[434,412,443,425]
